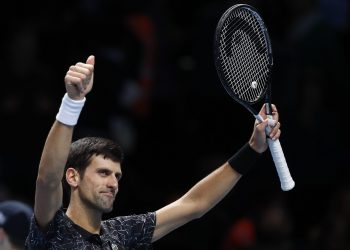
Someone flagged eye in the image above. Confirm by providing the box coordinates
[98,169,110,177]
[115,173,122,181]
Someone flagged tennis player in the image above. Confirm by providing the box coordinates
[25,55,281,249]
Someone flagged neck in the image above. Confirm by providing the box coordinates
[66,201,102,234]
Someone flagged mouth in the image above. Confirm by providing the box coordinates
[102,191,115,198]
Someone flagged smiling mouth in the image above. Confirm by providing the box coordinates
[102,192,115,198]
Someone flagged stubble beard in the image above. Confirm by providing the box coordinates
[80,191,115,214]
[95,194,115,213]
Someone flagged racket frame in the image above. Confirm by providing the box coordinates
[213,4,274,118]
[213,4,295,191]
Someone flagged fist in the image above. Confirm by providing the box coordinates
[64,55,95,100]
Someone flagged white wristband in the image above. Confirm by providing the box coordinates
[56,93,86,126]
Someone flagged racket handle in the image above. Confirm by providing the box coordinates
[255,114,295,191]
[267,138,295,191]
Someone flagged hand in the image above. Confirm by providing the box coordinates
[64,55,95,100]
[249,104,281,153]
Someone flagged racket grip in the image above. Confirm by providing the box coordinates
[267,138,295,191]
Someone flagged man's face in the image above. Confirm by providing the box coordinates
[77,155,122,213]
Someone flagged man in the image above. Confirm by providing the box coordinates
[25,55,281,249]
[0,200,33,250]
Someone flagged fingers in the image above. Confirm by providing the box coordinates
[256,118,268,132]
[255,103,281,141]
[258,103,279,120]
[271,104,279,121]
[66,64,93,79]
[269,121,281,140]
[64,75,85,93]
[268,104,280,140]
[69,56,94,77]
[271,128,281,140]
[65,60,94,91]
[255,118,281,140]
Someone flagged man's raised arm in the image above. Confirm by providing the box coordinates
[34,55,95,230]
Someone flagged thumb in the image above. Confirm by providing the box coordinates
[86,55,95,65]
[257,118,269,131]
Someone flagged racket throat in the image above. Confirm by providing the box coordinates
[265,102,272,116]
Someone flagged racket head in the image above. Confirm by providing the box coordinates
[214,4,273,111]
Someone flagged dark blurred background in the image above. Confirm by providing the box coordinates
[0,0,349,249]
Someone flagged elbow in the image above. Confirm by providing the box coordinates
[193,210,206,219]
[188,200,211,220]
[193,203,212,219]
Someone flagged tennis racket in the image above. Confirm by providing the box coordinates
[213,4,295,191]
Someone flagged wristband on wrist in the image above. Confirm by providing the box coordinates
[228,142,262,175]
[56,93,86,126]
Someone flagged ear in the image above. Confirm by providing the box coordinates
[66,167,80,188]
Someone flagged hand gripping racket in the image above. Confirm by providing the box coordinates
[213,4,295,191]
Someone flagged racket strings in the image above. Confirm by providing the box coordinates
[221,38,267,102]
[220,12,264,53]
[220,10,266,55]
[220,40,267,102]
[218,8,270,103]
[224,12,268,100]
[226,45,267,100]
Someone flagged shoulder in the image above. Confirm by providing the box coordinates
[103,212,156,229]
[25,208,75,248]
[101,212,156,247]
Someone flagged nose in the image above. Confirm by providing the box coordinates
[107,175,118,190]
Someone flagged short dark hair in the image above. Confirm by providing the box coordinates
[62,137,124,195]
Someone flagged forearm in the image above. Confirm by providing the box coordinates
[154,142,263,242]
[179,142,262,217]
[181,163,241,218]
[153,163,240,242]
[37,120,73,186]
